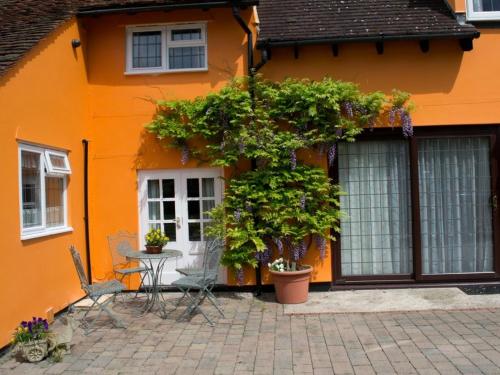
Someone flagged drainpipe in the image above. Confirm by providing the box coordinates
[82,139,92,284]
[232,2,264,295]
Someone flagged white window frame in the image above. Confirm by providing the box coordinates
[18,143,72,240]
[45,150,71,175]
[125,22,208,75]
[467,0,500,20]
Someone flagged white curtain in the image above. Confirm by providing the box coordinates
[473,0,484,11]
[339,141,412,276]
[418,137,493,274]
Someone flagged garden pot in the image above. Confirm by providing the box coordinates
[18,339,48,362]
[145,245,163,254]
[270,265,313,304]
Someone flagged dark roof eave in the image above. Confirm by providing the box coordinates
[77,0,258,16]
[256,30,481,49]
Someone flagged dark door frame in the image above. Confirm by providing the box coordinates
[330,125,500,286]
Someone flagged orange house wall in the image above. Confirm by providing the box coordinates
[0,20,89,347]
[82,9,254,285]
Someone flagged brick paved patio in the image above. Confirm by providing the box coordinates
[2,292,500,374]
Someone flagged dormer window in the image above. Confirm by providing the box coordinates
[467,0,500,21]
[126,23,207,74]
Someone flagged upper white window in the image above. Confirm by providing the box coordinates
[19,144,72,240]
[126,23,207,74]
[467,0,500,20]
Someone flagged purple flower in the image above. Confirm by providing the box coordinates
[300,194,306,210]
[245,202,253,213]
[274,237,284,255]
[21,321,27,327]
[238,141,245,154]
[299,240,307,259]
[292,244,300,261]
[327,144,336,167]
[399,109,414,138]
[255,243,272,264]
[236,268,244,285]
[290,150,297,170]
[27,321,32,333]
[343,101,354,118]
[315,235,327,259]
[180,145,189,165]
[388,107,397,127]
[234,208,241,222]
[43,320,49,330]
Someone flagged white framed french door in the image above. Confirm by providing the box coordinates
[138,168,224,284]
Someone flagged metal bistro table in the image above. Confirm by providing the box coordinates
[121,248,182,315]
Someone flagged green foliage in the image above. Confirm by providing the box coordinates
[147,76,412,275]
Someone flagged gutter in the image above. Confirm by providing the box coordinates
[82,139,92,284]
[256,30,481,49]
[77,1,258,16]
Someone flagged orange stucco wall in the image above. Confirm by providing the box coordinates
[448,0,466,12]
[0,20,89,347]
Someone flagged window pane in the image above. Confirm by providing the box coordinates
[188,223,201,241]
[163,201,175,220]
[339,141,412,276]
[188,201,200,219]
[162,179,175,198]
[168,46,205,69]
[163,223,176,242]
[132,31,162,68]
[474,0,500,11]
[187,178,199,197]
[21,151,42,228]
[147,180,160,198]
[418,137,493,274]
[148,202,160,220]
[171,28,202,41]
[49,154,66,169]
[203,200,215,219]
[202,178,215,197]
[45,177,64,227]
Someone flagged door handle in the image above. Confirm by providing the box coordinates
[176,217,181,229]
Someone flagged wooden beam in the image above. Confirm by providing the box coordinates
[376,41,384,55]
[331,44,339,57]
[459,38,474,51]
[419,40,430,53]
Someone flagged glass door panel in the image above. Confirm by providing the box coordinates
[418,137,494,274]
[338,140,413,276]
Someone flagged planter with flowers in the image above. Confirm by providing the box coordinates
[12,317,50,362]
[144,228,169,254]
[147,76,413,303]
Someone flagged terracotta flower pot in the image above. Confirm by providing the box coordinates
[145,245,163,254]
[270,265,313,304]
[18,339,48,362]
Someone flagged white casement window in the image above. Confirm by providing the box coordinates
[467,0,500,20]
[126,23,207,74]
[19,144,72,240]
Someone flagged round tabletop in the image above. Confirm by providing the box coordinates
[122,249,183,260]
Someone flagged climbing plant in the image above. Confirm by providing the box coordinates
[147,76,412,281]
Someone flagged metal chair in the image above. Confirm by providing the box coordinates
[107,231,148,297]
[171,237,225,325]
[68,246,126,332]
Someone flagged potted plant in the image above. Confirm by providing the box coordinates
[12,317,50,362]
[145,228,169,254]
[268,258,312,304]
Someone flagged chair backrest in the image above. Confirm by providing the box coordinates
[202,237,225,284]
[69,246,90,294]
[107,231,137,268]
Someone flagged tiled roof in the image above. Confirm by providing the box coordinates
[257,0,479,47]
[0,0,257,77]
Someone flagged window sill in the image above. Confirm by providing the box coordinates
[124,68,208,76]
[21,226,73,241]
[467,13,500,21]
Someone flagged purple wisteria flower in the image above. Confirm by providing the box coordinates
[245,202,253,213]
[290,150,297,170]
[315,235,327,259]
[343,101,354,118]
[399,108,414,138]
[327,144,336,167]
[238,141,245,154]
[292,244,300,261]
[234,208,242,222]
[274,237,284,255]
[388,107,397,128]
[300,194,306,210]
[255,244,272,264]
[298,240,307,259]
[180,145,189,165]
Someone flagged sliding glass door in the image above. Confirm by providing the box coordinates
[336,130,498,283]
[418,137,494,274]
[338,140,412,277]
